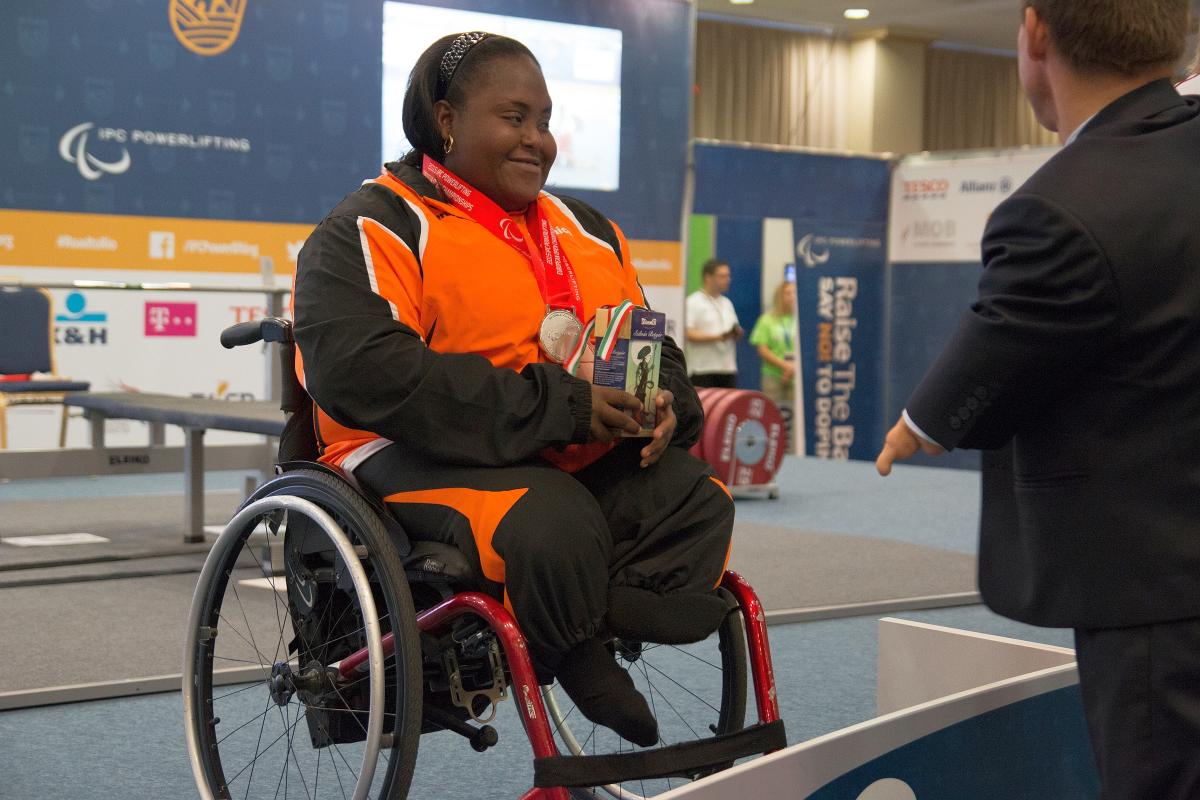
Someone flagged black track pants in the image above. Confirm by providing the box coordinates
[353,440,734,666]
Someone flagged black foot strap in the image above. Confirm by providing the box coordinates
[533,719,787,788]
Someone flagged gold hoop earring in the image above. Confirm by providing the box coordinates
[443,134,454,155]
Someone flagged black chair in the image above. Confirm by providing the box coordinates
[0,287,90,449]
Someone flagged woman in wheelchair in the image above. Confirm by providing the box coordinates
[290,32,734,749]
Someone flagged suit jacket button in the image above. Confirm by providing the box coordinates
[958,407,971,420]
[966,397,979,410]
[974,386,989,400]
[949,417,963,430]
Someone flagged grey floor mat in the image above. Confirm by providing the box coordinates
[0,491,244,568]
[728,521,977,611]
[0,517,976,694]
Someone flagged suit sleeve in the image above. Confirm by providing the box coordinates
[293,211,592,467]
[906,193,1120,450]
[610,220,703,449]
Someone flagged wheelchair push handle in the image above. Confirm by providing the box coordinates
[220,317,294,349]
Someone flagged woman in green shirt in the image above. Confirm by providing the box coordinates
[750,281,796,408]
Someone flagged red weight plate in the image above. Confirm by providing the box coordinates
[704,390,786,487]
[691,387,729,460]
[701,390,739,483]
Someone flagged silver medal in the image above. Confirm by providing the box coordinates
[538,309,583,364]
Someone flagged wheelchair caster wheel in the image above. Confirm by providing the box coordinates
[471,724,499,752]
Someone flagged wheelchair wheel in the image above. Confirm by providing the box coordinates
[543,587,748,799]
[183,469,423,800]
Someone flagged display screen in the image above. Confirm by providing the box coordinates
[382,2,623,192]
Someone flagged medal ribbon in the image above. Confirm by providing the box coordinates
[564,300,638,377]
[421,155,583,320]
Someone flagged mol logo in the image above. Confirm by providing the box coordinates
[169,0,246,57]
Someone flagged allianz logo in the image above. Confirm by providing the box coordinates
[960,177,1014,194]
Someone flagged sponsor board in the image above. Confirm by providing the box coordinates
[0,210,311,273]
[627,239,681,287]
[889,149,1057,263]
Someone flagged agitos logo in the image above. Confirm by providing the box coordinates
[169,0,247,56]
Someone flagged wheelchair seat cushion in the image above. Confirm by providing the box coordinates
[606,585,731,645]
[403,540,476,586]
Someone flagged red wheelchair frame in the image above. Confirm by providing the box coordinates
[334,570,781,799]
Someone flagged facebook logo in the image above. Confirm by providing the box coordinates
[149,230,175,260]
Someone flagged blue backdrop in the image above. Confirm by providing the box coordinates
[693,143,891,461]
[1,0,689,240]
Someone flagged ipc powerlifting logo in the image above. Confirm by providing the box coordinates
[797,234,831,268]
[58,122,252,181]
[59,123,130,181]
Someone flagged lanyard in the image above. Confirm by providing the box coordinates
[421,155,583,319]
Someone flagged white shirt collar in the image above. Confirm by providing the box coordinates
[1065,111,1099,145]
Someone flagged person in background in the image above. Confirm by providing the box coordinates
[876,2,1200,797]
[685,258,742,388]
[749,280,796,408]
[293,31,734,748]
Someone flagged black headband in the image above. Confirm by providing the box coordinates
[437,31,492,99]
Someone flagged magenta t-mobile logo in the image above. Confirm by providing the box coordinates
[145,302,197,336]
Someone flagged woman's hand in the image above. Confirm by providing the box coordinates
[640,389,676,468]
[590,385,642,443]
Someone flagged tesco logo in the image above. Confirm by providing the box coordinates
[901,178,950,199]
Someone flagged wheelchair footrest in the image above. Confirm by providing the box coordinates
[532,719,787,788]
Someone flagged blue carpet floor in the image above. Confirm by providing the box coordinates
[0,456,1049,800]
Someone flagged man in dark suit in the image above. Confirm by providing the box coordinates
[876,2,1200,797]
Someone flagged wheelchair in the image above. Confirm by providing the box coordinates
[183,318,786,800]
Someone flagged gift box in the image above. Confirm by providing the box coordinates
[591,305,665,436]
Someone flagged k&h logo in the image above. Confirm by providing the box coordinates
[149,231,176,260]
[169,0,246,57]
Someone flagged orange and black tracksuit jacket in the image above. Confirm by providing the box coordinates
[293,163,730,660]
[292,161,702,472]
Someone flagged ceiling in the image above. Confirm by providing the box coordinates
[695,0,1200,54]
